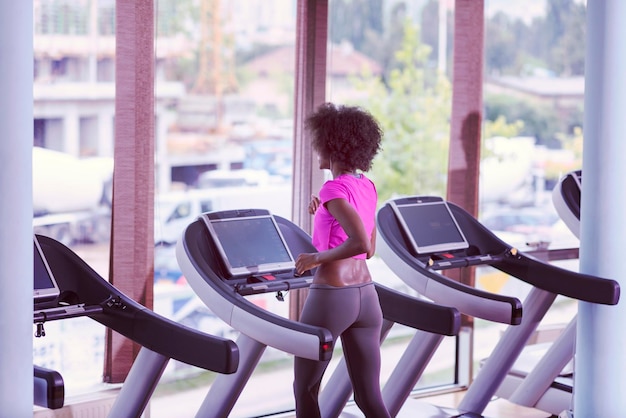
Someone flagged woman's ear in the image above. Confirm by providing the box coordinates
[318,154,331,170]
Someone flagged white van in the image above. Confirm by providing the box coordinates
[154,184,292,245]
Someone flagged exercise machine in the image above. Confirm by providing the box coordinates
[552,169,581,238]
[375,196,524,417]
[33,235,239,415]
[474,170,585,414]
[494,169,584,413]
[376,197,524,325]
[176,209,463,417]
[375,195,619,416]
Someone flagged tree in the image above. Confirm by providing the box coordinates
[157,0,238,97]
[329,0,384,53]
[483,0,586,77]
[547,1,586,76]
[360,1,407,86]
[484,94,566,148]
[483,115,524,140]
[485,12,520,75]
[352,21,452,203]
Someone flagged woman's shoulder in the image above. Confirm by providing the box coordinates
[321,174,362,192]
[321,174,376,200]
[319,177,349,200]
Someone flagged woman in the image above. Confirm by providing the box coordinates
[293,103,390,418]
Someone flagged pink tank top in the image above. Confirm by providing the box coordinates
[312,173,377,259]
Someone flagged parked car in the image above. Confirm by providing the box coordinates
[154,184,292,246]
[154,245,186,285]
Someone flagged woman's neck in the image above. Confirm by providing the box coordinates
[330,162,357,179]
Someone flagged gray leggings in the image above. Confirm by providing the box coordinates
[293,282,390,418]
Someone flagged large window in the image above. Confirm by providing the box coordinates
[153,1,297,416]
[33,0,115,400]
[32,1,584,417]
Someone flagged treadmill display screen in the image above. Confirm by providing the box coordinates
[202,212,295,278]
[389,199,469,255]
[34,236,60,304]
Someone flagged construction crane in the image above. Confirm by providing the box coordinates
[193,0,237,131]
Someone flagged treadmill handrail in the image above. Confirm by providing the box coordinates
[375,283,460,336]
[34,365,64,410]
[36,235,239,374]
[377,203,523,325]
[446,202,620,305]
[492,251,619,305]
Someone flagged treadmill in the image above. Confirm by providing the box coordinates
[490,169,584,414]
[375,195,619,416]
[33,235,239,416]
[552,169,582,239]
[176,209,464,418]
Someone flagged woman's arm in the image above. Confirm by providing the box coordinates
[295,198,370,274]
[367,227,376,259]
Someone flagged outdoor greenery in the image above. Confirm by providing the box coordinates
[154,0,586,190]
[334,0,586,124]
[351,21,451,202]
[352,20,534,203]
[330,0,585,79]
[330,0,586,193]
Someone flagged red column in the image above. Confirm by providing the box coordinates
[445,1,484,331]
[290,0,328,320]
[447,0,484,218]
[104,0,155,383]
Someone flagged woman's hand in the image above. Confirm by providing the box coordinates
[295,252,320,276]
[308,195,321,215]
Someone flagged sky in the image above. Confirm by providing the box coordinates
[485,0,587,24]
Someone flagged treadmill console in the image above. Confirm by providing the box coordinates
[33,236,61,309]
[197,209,316,296]
[386,196,515,271]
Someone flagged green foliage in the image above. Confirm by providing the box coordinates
[483,115,524,140]
[542,126,582,182]
[156,0,196,37]
[351,21,452,203]
[481,116,525,160]
[547,1,586,76]
[330,0,384,53]
[485,12,520,74]
[484,94,564,148]
[485,0,586,76]
[358,2,410,85]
